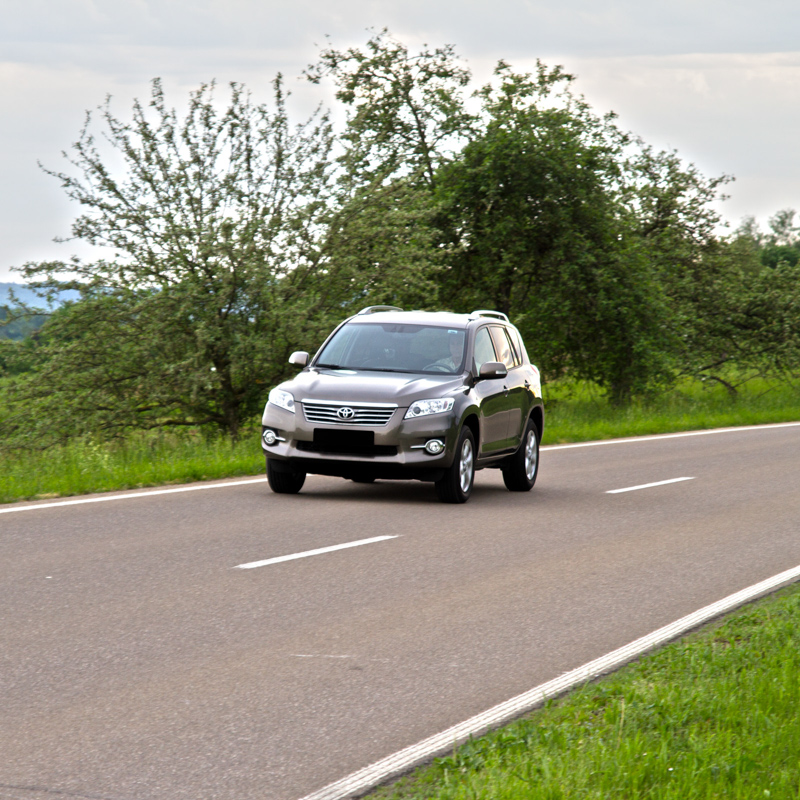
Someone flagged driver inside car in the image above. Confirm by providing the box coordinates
[430,330,465,372]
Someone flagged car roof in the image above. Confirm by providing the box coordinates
[347,309,510,329]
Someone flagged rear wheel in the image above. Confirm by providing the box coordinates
[435,428,475,504]
[502,418,539,492]
[266,459,306,494]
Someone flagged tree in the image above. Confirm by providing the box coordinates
[3,77,343,447]
[680,209,800,392]
[760,209,800,268]
[309,41,746,403]
[435,63,677,402]
[305,29,473,314]
[319,179,445,310]
[306,28,474,190]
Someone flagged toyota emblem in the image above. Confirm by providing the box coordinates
[337,406,355,420]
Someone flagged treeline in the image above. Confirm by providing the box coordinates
[2,31,800,447]
[0,306,47,342]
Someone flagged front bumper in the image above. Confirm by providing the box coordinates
[261,403,458,481]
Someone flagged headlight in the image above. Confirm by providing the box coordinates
[404,398,455,419]
[268,388,295,413]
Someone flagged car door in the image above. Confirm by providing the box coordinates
[472,326,511,454]
[489,325,528,448]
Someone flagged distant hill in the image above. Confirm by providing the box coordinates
[0,282,80,308]
[0,305,48,341]
[1,282,81,341]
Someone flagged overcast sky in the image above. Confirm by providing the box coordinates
[2,0,799,281]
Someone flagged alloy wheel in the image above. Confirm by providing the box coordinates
[459,438,474,494]
[524,429,538,481]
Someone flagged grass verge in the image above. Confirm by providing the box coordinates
[1,378,799,503]
[543,377,800,444]
[0,430,264,504]
[368,581,800,800]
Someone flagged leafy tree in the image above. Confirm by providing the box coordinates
[679,209,800,392]
[306,28,474,190]
[3,77,343,446]
[676,248,800,393]
[767,208,799,245]
[305,30,472,312]
[309,42,743,403]
[734,209,800,267]
[760,209,800,268]
[435,63,677,403]
[319,179,444,310]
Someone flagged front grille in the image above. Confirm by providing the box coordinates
[297,430,398,457]
[302,400,397,427]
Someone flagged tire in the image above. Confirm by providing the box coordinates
[266,459,306,494]
[435,427,475,504]
[502,418,539,492]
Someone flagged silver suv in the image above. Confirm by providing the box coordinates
[261,307,544,503]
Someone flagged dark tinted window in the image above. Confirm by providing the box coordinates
[315,323,466,374]
[489,326,518,369]
[507,327,528,364]
[473,327,497,371]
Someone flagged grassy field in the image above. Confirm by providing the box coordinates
[543,377,800,444]
[1,378,799,504]
[368,581,800,800]
[0,429,264,504]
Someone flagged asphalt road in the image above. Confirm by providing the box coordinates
[2,423,800,800]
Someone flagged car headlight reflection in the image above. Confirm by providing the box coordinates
[268,388,295,413]
[404,398,454,419]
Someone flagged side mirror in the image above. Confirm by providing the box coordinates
[288,351,309,367]
[478,361,508,380]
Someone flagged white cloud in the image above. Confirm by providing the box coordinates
[1,1,798,278]
[559,52,800,223]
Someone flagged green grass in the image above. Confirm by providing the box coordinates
[542,377,800,445]
[0,429,264,504]
[2,378,800,504]
[369,582,800,800]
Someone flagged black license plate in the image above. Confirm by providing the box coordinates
[313,429,374,454]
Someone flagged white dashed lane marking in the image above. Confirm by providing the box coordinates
[234,535,399,570]
[606,477,695,494]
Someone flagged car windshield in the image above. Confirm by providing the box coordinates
[315,323,467,374]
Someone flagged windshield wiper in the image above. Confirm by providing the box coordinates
[359,367,413,373]
[316,364,413,373]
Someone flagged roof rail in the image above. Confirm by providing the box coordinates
[469,309,510,322]
[357,305,404,315]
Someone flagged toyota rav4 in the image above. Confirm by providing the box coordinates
[261,307,544,503]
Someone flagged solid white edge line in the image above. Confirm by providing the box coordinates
[235,536,398,569]
[297,562,800,800]
[607,477,695,494]
[0,478,267,515]
[541,420,800,451]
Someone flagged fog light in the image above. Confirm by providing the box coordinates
[425,439,445,455]
[263,429,278,446]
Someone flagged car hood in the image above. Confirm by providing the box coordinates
[281,368,466,407]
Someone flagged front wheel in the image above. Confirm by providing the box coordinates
[266,459,306,494]
[435,428,475,504]
[502,418,540,492]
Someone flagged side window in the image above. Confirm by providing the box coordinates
[489,326,517,369]
[473,327,497,372]
[508,327,528,364]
